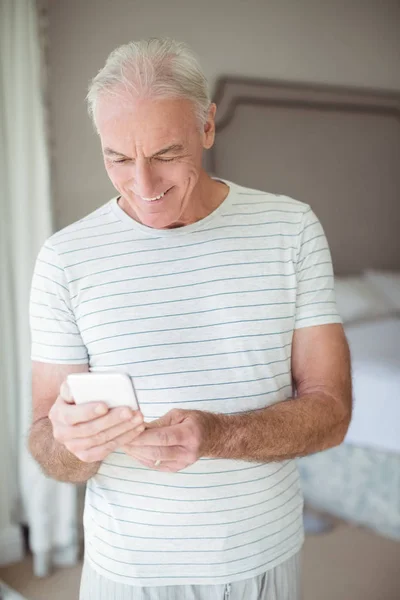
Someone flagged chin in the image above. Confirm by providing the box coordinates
[140,212,182,230]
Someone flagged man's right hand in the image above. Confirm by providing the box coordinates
[49,381,145,463]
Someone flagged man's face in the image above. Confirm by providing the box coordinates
[96,95,216,229]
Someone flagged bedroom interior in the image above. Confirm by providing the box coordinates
[1,1,399,599]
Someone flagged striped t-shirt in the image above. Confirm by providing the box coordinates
[30,179,341,587]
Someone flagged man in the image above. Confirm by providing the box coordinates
[29,37,351,599]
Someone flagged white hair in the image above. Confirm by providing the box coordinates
[87,37,211,130]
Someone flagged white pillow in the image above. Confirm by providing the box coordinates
[364,269,400,311]
[334,276,395,324]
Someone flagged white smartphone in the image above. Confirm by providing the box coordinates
[66,372,139,411]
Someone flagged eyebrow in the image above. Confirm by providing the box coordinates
[103,144,184,159]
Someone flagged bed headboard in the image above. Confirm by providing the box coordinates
[206,77,400,275]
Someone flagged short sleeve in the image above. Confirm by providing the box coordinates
[294,208,342,329]
[29,241,89,364]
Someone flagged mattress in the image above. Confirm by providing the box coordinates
[344,317,400,453]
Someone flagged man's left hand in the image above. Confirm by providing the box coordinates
[122,408,219,472]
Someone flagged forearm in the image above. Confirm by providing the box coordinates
[204,392,351,462]
[29,417,100,483]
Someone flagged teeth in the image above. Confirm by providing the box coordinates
[142,192,165,202]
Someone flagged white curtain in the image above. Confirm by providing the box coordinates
[0,0,79,576]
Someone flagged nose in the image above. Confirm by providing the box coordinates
[134,160,161,199]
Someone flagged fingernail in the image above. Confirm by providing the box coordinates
[95,405,107,415]
[120,409,131,420]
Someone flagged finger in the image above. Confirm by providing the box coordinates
[143,413,174,429]
[60,381,74,404]
[65,418,145,452]
[124,445,183,463]
[74,423,146,463]
[120,450,187,473]
[129,424,183,447]
[72,407,143,438]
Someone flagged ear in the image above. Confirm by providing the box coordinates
[202,103,217,150]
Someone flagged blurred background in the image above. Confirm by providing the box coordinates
[0,0,399,598]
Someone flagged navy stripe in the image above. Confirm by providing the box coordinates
[66,248,296,273]
[31,341,84,348]
[58,221,300,249]
[89,493,299,541]
[30,287,58,297]
[36,258,63,271]
[94,341,292,368]
[30,301,71,316]
[137,383,291,405]
[73,207,112,225]
[232,198,300,205]
[297,247,329,266]
[296,287,334,297]
[92,330,294,357]
[52,219,122,239]
[92,464,290,503]
[298,233,325,249]
[123,356,289,379]
[98,462,267,479]
[34,273,68,291]
[298,274,332,284]
[299,260,332,273]
[87,316,293,346]
[89,513,301,564]
[55,227,136,246]
[302,220,320,233]
[75,278,297,308]
[80,301,296,334]
[86,538,301,579]
[97,463,292,490]
[29,314,75,324]
[77,288,296,321]
[224,209,302,215]
[30,328,81,336]
[59,234,297,257]
[91,469,297,508]
[135,368,290,392]
[296,313,339,322]
[71,261,295,293]
[89,489,299,530]
[296,300,336,309]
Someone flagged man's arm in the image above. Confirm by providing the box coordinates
[126,323,352,469]
[206,323,351,461]
[29,361,145,483]
[29,362,101,483]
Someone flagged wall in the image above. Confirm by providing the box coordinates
[49,0,400,229]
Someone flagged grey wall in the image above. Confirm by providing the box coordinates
[49,0,400,229]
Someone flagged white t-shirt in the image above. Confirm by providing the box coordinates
[30,179,341,586]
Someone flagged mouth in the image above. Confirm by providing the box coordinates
[138,187,173,204]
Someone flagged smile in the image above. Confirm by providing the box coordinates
[140,187,172,203]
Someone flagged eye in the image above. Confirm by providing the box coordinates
[113,158,128,164]
[155,157,176,162]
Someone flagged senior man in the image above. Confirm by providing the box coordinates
[29,38,351,600]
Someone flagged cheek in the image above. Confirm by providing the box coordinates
[105,164,131,188]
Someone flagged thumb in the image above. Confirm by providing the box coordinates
[145,411,176,430]
[145,409,186,429]
[60,381,74,403]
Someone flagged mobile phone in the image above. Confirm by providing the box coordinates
[66,372,139,411]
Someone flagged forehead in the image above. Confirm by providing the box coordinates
[95,95,198,149]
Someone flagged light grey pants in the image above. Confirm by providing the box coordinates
[80,552,301,600]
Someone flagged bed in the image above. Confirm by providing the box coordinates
[207,77,400,541]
